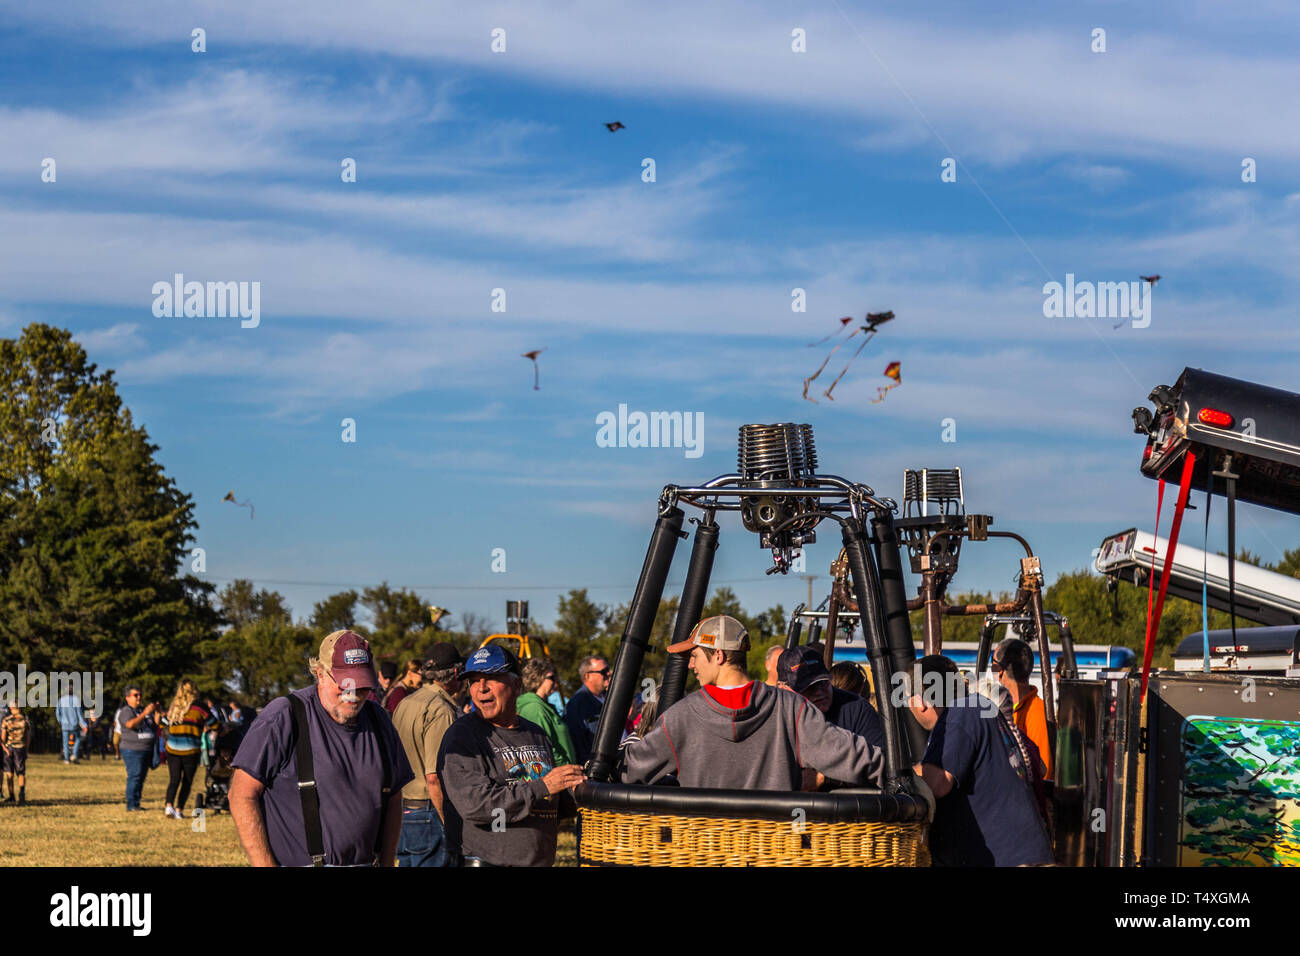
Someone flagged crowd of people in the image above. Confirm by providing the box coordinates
[214,617,1052,867]
[111,683,248,816]
[6,616,1058,868]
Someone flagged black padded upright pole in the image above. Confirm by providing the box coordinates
[841,521,907,791]
[976,622,995,675]
[869,511,925,765]
[785,614,804,650]
[658,518,719,714]
[586,506,684,782]
[808,620,823,645]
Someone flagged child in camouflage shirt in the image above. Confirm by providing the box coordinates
[2,701,31,805]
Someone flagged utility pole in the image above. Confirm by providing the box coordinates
[800,575,815,608]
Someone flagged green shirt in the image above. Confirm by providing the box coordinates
[516,693,578,766]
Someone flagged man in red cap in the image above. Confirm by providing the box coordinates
[229,630,414,866]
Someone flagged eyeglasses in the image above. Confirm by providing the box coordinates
[589,668,611,678]
[324,671,373,697]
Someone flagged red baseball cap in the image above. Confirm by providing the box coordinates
[318,630,378,691]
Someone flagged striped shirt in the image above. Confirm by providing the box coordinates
[163,702,217,756]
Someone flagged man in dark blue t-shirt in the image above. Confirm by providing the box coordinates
[908,654,1053,867]
[562,655,609,764]
[777,646,885,791]
[230,631,414,866]
[777,646,884,747]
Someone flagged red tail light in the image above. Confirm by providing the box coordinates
[1197,408,1233,428]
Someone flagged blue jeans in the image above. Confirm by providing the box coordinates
[396,804,449,867]
[122,748,150,809]
[61,728,82,761]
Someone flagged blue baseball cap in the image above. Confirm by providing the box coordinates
[462,644,520,677]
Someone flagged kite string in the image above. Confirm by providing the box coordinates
[822,329,877,399]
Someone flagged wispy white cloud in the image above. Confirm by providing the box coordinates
[0,69,454,174]
[14,2,1300,166]
[74,322,144,353]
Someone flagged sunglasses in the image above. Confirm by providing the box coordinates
[590,668,611,678]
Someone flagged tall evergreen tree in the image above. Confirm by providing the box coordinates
[0,324,219,702]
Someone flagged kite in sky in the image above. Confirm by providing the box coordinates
[870,361,902,404]
[802,311,895,403]
[1115,275,1161,329]
[522,349,546,390]
[221,490,254,519]
[605,121,625,132]
[807,316,854,347]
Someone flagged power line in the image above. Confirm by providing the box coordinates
[202,575,785,593]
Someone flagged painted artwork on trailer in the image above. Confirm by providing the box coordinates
[1178,716,1300,866]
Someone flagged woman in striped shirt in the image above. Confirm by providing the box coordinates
[161,680,217,819]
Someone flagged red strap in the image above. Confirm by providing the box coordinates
[1145,478,1165,646]
[1141,453,1196,697]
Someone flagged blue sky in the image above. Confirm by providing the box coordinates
[2,1,1299,635]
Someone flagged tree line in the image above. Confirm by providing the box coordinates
[3,323,1296,724]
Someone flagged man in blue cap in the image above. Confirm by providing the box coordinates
[436,645,585,866]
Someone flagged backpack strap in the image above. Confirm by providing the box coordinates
[287,694,327,867]
[368,701,393,865]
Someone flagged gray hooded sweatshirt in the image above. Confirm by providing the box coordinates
[622,681,884,790]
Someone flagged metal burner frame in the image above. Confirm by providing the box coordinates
[584,466,925,792]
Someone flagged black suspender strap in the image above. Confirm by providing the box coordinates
[369,701,392,865]
[288,694,327,867]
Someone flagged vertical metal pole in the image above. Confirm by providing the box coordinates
[823,596,840,668]
[1029,586,1056,734]
[657,517,718,714]
[1059,620,1078,680]
[841,522,906,790]
[869,511,925,764]
[921,570,943,656]
[585,507,684,782]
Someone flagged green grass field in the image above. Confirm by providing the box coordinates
[0,753,576,866]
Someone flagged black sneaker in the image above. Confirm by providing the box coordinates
[2,795,13,804]
[17,793,25,806]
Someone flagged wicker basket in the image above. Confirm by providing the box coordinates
[576,782,931,867]
[580,808,928,866]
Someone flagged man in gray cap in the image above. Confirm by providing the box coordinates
[392,641,463,867]
[622,616,885,791]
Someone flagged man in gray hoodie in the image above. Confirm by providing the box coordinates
[622,616,885,791]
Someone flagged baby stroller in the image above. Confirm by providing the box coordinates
[196,726,244,814]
